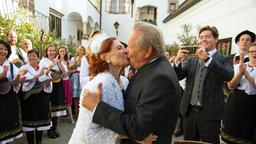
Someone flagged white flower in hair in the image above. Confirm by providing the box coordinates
[89,34,109,55]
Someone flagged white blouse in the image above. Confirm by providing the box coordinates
[0,59,20,92]
[234,62,256,95]
[19,63,52,93]
[69,72,128,144]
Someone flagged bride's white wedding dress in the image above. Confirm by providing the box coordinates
[69,72,128,144]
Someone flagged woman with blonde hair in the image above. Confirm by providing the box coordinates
[70,45,86,119]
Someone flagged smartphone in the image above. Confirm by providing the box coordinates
[180,46,198,54]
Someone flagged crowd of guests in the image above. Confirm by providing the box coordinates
[0,30,88,144]
[0,23,255,144]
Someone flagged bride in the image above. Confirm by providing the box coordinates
[69,35,156,144]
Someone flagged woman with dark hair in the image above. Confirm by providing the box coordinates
[19,50,51,144]
[0,40,23,143]
[58,46,74,124]
[39,45,66,139]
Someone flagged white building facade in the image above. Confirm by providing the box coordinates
[0,0,255,54]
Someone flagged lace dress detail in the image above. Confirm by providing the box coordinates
[69,72,128,144]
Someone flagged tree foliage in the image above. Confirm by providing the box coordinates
[0,15,77,55]
[177,23,198,46]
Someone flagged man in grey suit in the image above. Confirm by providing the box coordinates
[82,22,181,144]
[174,26,234,143]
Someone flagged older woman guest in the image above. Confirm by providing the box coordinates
[0,40,22,143]
[19,50,52,144]
[222,43,256,144]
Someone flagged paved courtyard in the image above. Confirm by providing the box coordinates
[11,117,225,144]
[11,117,75,144]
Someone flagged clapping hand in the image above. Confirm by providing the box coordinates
[0,65,9,79]
[19,69,28,76]
[52,55,60,65]
[33,68,45,81]
[238,63,246,75]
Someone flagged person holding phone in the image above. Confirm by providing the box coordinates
[174,26,234,143]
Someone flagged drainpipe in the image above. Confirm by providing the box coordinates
[100,0,102,30]
[131,0,134,17]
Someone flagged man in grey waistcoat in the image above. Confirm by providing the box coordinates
[174,26,234,144]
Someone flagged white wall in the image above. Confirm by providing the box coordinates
[101,0,134,43]
[101,0,169,43]
[35,0,49,16]
[162,0,256,54]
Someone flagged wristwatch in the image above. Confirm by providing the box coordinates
[204,56,210,62]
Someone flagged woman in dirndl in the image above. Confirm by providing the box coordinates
[58,46,74,123]
[70,46,86,119]
[222,43,256,144]
[39,45,66,139]
[0,40,22,144]
[19,50,52,144]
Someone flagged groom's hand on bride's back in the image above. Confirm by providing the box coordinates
[82,83,103,111]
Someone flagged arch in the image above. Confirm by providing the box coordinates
[67,12,83,44]
[68,12,83,21]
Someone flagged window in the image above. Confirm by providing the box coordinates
[19,0,34,12]
[49,14,62,38]
[106,0,130,14]
[169,3,176,13]
[217,37,232,55]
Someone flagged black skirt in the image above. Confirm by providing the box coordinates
[20,90,51,128]
[50,80,66,113]
[0,88,22,142]
[222,89,256,143]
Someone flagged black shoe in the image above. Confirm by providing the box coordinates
[47,129,56,139]
[174,130,183,137]
[53,129,60,137]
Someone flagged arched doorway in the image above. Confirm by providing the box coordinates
[67,12,83,44]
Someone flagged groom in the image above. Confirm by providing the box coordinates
[82,22,181,144]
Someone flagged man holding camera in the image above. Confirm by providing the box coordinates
[174,26,234,143]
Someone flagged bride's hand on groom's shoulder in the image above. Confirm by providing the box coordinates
[136,133,158,144]
[82,83,103,111]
